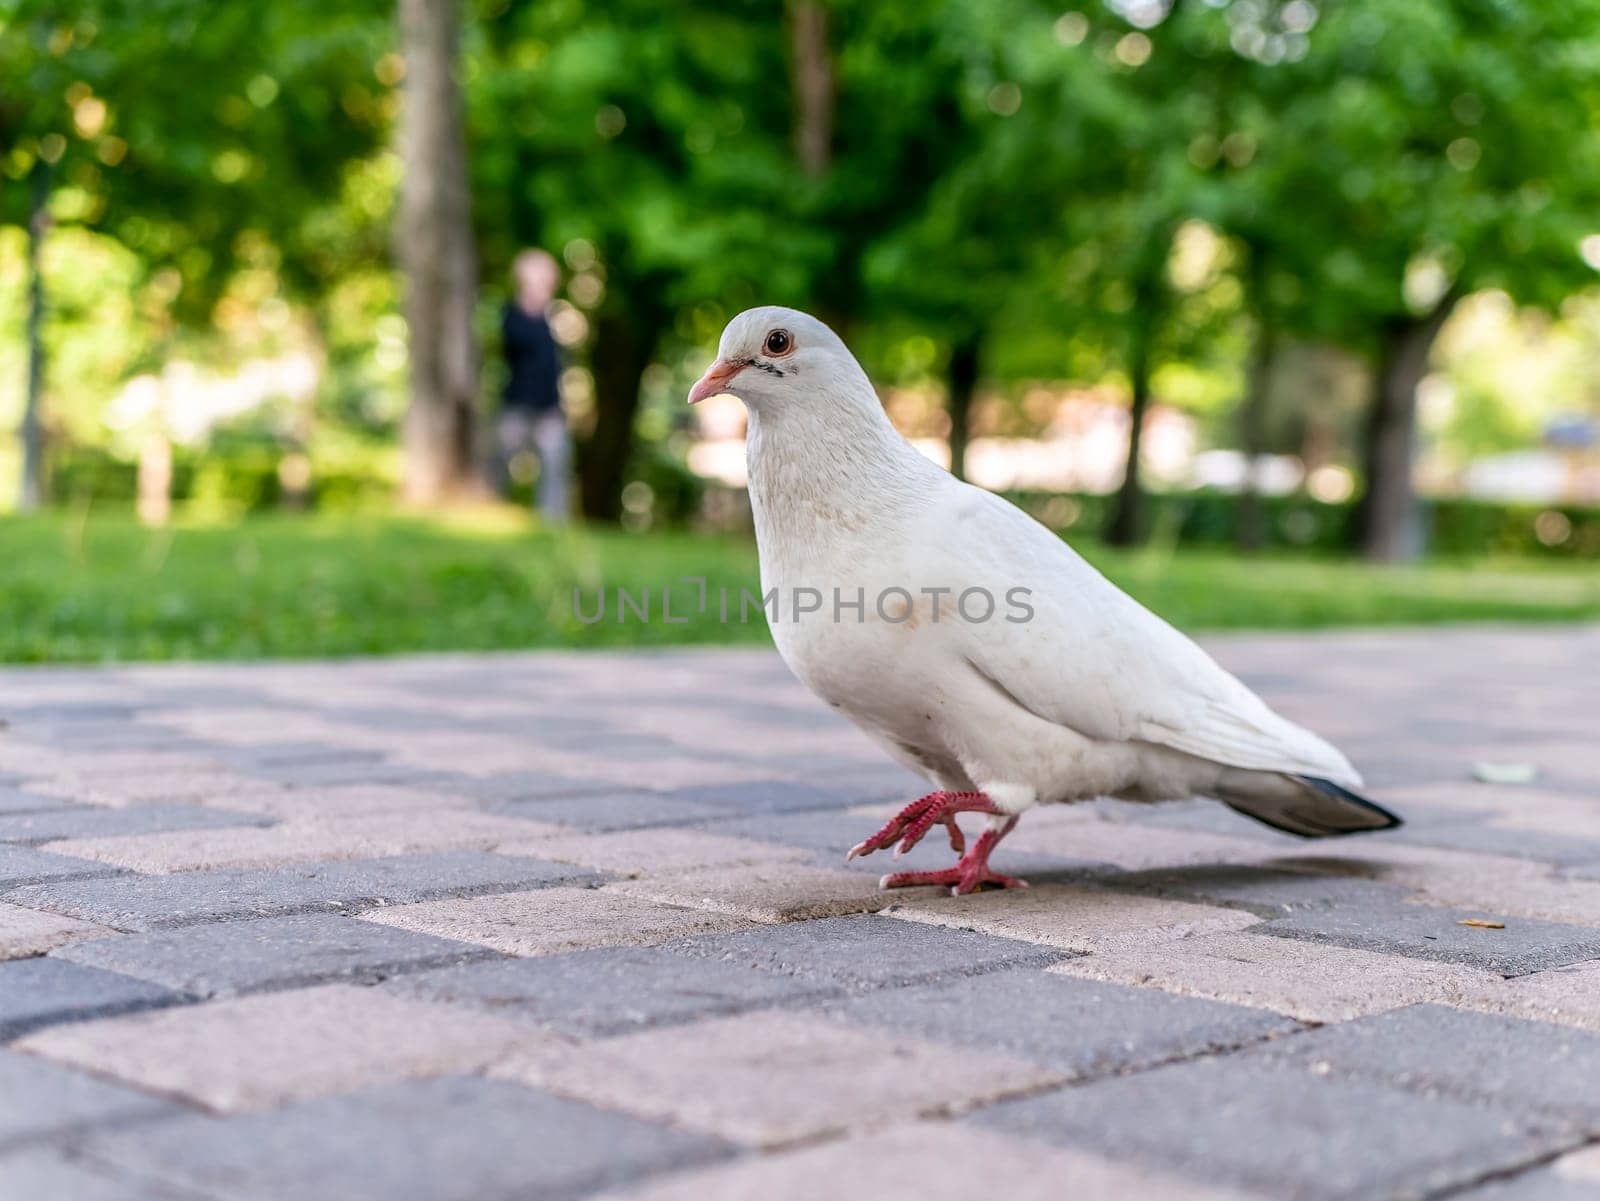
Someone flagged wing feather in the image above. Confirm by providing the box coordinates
[930,486,1361,787]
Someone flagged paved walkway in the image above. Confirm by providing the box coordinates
[2,627,1599,1201]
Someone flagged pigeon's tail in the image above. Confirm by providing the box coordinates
[1215,771,1403,839]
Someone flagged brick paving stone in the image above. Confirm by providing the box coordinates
[1565,1146,1600,1178]
[663,779,895,813]
[972,1054,1570,1201]
[1,753,220,781]
[0,746,68,776]
[7,852,598,931]
[508,828,810,878]
[0,1048,180,1148]
[22,768,273,807]
[1385,817,1600,868]
[52,913,494,998]
[389,946,820,1037]
[1054,930,1502,1023]
[18,984,556,1113]
[885,883,1259,952]
[0,634,1596,1201]
[608,862,895,921]
[1104,796,1298,843]
[487,792,726,830]
[1252,899,1600,976]
[1476,741,1600,788]
[1460,961,1600,1032]
[596,1122,1262,1201]
[1455,1168,1600,1200]
[1376,781,1548,819]
[215,742,391,770]
[5,724,194,754]
[0,804,267,845]
[402,745,777,791]
[499,1010,1058,1147]
[663,913,1063,992]
[1016,815,1287,872]
[0,900,107,959]
[0,1147,195,1201]
[0,958,185,1040]
[436,769,632,804]
[241,759,463,790]
[0,844,124,888]
[359,886,755,956]
[82,1076,730,1201]
[1248,1003,1600,1124]
[0,785,73,815]
[804,758,929,795]
[44,811,561,874]
[201,783,479,820]
[1318,843,1600,927]
[1105,864,1416,916]
[824,969,1298,1077]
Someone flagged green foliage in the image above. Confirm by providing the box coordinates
[1,0,394,313]
[5,0,1600,534]
[1215,0,1600,336]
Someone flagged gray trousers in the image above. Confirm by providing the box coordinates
[498,409,571,522]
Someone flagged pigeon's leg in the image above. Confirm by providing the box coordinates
[878,817,1025,896]
[844,790,1000,862]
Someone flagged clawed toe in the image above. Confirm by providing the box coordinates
[843,790,997,865]
[869,811,1024,895]
[879,866,1028,895]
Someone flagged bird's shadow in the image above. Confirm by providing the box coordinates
[1011,853,1406,914]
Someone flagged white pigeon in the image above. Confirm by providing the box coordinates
[689,306,1400,895]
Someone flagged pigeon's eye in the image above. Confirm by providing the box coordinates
[763,329,793,357]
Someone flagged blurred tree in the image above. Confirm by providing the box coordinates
[1,0,393,498]
[396,0,481,503]
[862,0,1132,485]
[1061,4,1212,547]
[1221,0,1600,559]
[8,0,1600,542]
[473,0,821,521]
[787,0,833,178]
[19,162,49,510]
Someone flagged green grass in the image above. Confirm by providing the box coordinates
[0,509,1596,664]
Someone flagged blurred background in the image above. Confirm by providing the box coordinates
[2,0,1599,663]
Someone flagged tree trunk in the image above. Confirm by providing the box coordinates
[787,0,833,177]
[397,0,481,505]
[1356,295,1457,562]
[1236,312,1276,552]
[946,334,980,481]
[19,161,49,512]
[1106,316,1154,547]
[579,307,659,522]
[136,427,172,528]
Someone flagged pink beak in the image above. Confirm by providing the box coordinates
[687,358,746,404]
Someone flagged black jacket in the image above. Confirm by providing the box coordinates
[501,302,562,413]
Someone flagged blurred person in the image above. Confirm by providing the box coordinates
[498,249,571,522]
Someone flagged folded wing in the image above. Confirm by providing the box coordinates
[937,486,1362,787]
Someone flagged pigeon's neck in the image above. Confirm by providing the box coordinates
[745,386,940,564]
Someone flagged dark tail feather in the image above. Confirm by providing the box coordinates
[1220,774,1404,839]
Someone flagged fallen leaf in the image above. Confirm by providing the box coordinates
[1458,918,1506,929]
[1472,762,1539,785]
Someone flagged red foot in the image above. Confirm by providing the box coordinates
[847,796,1026,896]
[879,823,1025,895]
[845,791,998,862]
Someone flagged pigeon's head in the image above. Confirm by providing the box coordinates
[687,306,865,408]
